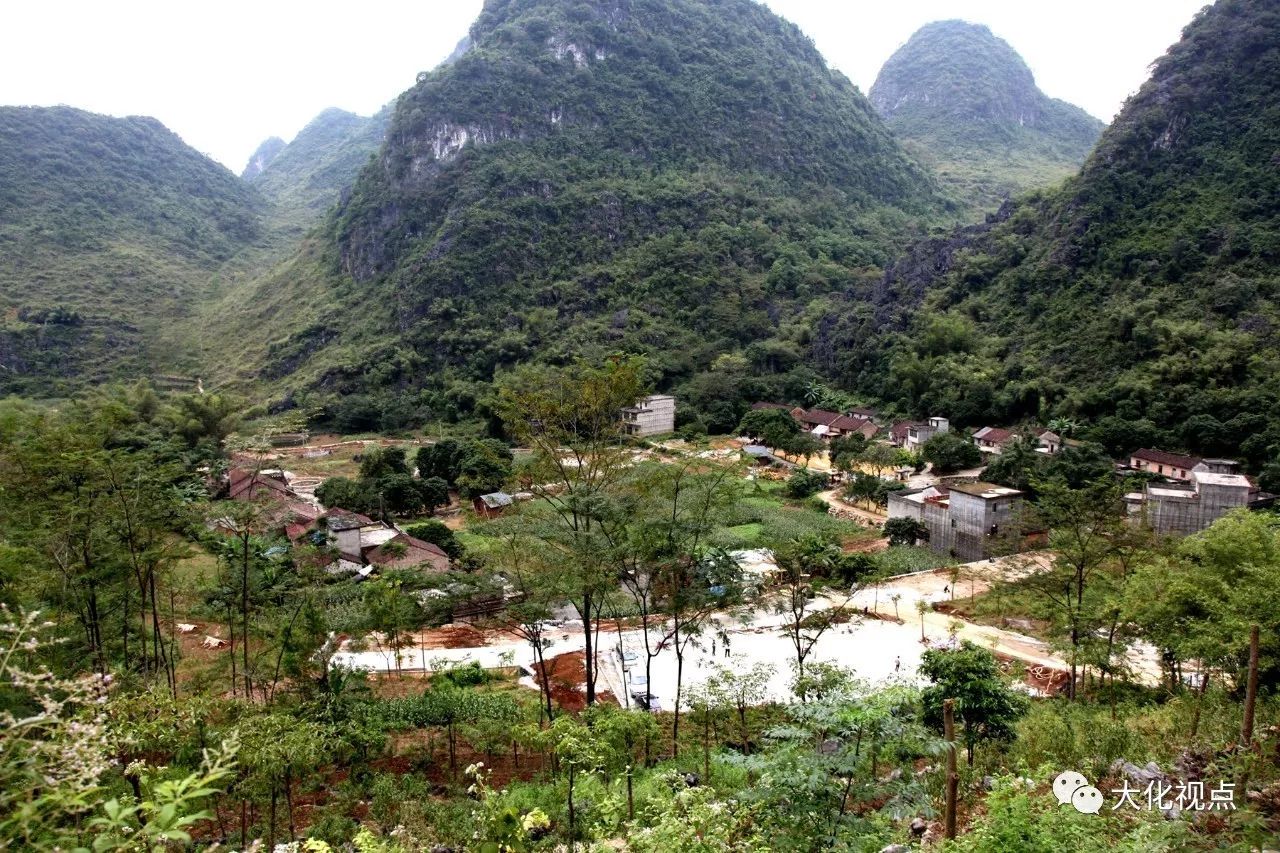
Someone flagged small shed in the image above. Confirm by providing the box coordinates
[473,491,515,519]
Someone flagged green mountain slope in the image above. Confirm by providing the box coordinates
[216,0,948,419]
[0,106,264,394]
[821,0,1280,468]
[244,107,390,238]
[869,20,1105,211]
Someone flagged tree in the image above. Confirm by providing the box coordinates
[497,358,646,707]
[919,641,1029,765]
[531,715,609,843]
[363,579,421,676]
[1042,442,1116,489]
[455,439,514,498]
[828,433,869,471]
[706,660,775,755]
[884,516,928,547]
[629,462,740,754]
[982,435,1043,493]
[736,408,800,450]
[314,476,375,513]
[417,439,463,483]
[417,476,451,514]
[358,445,410,480]
[921,432,982,473]
[403,519,464,559]
[1023,478,1137,699]
[594,708,660,820]
[857,442,899,477]
[773,537,853,685]
[784,468,828,499]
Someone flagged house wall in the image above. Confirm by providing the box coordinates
[333,528,362,560]
[1145,482,1249,535]
[1146,492,1200,535]
[950,492,1021,561]
[623,395,676,437]
[1129,457,1194,481]
[887,492,923,521]
[922,501,954,556]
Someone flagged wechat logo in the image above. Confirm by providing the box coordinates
[1054,770,1104,815]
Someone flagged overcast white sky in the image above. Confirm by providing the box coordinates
[1,0,1208,172]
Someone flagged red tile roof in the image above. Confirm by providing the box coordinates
[228,468,297,500]
[890,421,923,442]
[793,408,875,433]
[1130,448,1202,470]
[973,427,1016,445]
[365,533,451,573]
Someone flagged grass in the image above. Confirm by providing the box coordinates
[873,546,956,576]
[455,531,499,555]
[712,479,877,551]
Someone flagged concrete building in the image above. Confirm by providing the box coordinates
[622,394,676,437]
[904,416,950,452]
[888,480,1024,561]
[1124,463,1253,535]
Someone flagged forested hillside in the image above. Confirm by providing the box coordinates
[869,20,1105,211]
[0,106,264,394]
[244,107,390,238]
[209,0,950,429]
[821,0,1280,470]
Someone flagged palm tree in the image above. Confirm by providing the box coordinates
[1047,417,1080,438]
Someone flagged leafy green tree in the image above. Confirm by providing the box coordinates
[417,438,463,483]
[736,408,800,449]
[530,715,609,842]
[921,431,982,473]
[884,516,928,547]
[982,435,1043,492]
[784,468,828,499]
[919,641,1029,765]
[358,445,410,480]
[497,357,646,706]
[403,519,464,559]
[314,476,376,513]
[363,579,421,676]
[1021,478,1145,699]
[829,433,869,470]
[455,438,514,498]
[1042,442,1116,489]
[593,708,660,820]
[773,537,850,684]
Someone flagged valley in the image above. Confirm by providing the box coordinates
[2,1,1280,851]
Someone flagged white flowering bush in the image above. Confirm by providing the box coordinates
[0,607,236,850]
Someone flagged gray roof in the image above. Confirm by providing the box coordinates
[478,492,514,508]
[742,445,772,458]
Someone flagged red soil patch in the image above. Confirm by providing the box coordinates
[534,651,619,712]
[408,623,489,650]
[843,537,890,554]
[994,652,1069,696]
